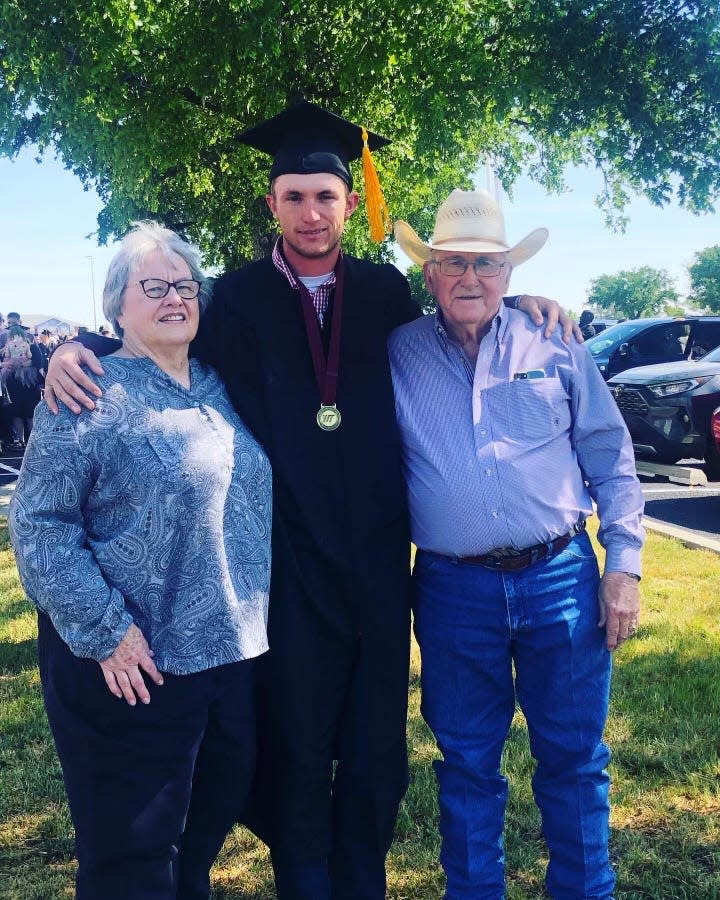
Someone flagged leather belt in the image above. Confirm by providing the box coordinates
[441,520,587,573]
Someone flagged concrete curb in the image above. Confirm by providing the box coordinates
[642,514,720,554]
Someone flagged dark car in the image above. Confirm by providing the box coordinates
[585,316,720,380]
[607,345,720,478]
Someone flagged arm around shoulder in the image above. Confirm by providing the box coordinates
[45,341,105,414]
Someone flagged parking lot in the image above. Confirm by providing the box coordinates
[638,461,720,546]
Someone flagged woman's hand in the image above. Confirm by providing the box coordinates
[99,623,164,705]
[45,342,105,414]
[517,295,584,344]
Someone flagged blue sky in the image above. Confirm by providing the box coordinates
[1,146,718,327]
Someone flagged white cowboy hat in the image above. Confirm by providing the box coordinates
[394,188,548,267]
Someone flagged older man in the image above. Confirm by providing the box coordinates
[389,190,644,900]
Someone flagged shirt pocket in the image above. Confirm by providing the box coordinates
[504,377,571,441]
[142,432,191,489]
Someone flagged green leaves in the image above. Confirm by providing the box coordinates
[688,245,720,313]
[1,0,718,269]
[587,266,679,319]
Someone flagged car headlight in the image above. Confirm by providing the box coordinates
[598,364,606,372]
[648,377,710,398]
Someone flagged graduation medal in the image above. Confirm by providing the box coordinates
[317,404,342,431]
[295,252,346,432]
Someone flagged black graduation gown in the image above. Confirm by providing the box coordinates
[192,255,421,860]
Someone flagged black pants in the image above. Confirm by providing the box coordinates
[254,612,410,900]
[37,612,258,900]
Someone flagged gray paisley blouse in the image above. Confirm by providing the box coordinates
[10,356,272,675]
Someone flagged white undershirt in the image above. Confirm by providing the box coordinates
[298,274,333,294]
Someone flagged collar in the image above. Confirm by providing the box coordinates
[432,303,507,345]
[271,237,339,290]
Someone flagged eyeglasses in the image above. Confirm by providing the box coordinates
[431,257,506,278]
[138,278,202,300]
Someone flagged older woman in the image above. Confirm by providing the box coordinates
[9,222,272,900]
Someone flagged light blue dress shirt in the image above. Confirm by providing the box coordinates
[388,308,644,574]
[10,356,272,674]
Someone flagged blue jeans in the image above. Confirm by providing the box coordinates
[413,532,614,899]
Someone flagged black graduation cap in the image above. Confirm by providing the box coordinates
[238,100,391,192]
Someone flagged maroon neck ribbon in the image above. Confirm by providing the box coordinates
[293,252,345,409]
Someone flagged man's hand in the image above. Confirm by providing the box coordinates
[45,342,104,414]
[99,623,164,706]
[597,571,640,651]
[517,295,584,344]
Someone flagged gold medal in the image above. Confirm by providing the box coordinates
[317,404,342,431]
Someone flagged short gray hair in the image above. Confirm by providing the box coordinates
[102,221,209,338]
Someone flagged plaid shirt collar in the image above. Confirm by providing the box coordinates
[271,237,337,322]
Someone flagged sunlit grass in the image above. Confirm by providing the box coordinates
[1,520,719,898]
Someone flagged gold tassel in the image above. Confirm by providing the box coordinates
[361,126,391,242]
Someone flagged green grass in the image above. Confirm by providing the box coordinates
[1,520,719,898]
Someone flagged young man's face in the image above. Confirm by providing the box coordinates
[266,173,359,271]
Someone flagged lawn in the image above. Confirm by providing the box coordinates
[1,520,719,899]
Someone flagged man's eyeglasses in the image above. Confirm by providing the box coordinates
[431,257,506,278]
[138,279,202,300]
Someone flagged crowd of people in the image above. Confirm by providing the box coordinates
[9,101,644,900]
[0,317,115,452]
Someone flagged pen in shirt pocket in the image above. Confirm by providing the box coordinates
[513,369,546,380]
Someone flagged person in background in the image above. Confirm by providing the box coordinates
[36,329,56,368]
[1,323,44,449]
[0,315,10,447]
[579,309,596,339]
[10,221,272,900]
[389,189,644,899]
[0,311,29,350]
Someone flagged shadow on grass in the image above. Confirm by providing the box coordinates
[613,807,720,898]
[0,597,34,623]
[612,645,720,781]
[213,879,277,899]
[0,636,37,675]
[0,835,75,866]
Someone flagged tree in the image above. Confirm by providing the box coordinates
[688,245,720,313]
[1,1,719,269]
[405,265,434,314]
[663,302,688,316]
[586,267,679,319]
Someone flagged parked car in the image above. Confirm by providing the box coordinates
[585,316,720,380]
[607,344,720,478]
[709,406,720,477]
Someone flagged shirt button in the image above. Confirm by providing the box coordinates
[479,429,487,436]
[491,510,499,518]
[485,468,492,476]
